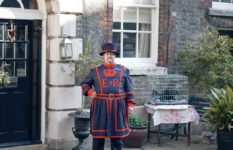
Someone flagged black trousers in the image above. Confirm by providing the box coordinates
[92,138,122,150]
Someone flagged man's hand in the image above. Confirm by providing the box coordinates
[128,107,134,115]
[90,91,97,99]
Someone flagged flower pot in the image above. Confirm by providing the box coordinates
[123,127,147,148]
[217,130,233,150]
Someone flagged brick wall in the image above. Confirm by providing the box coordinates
[159,0,233,74]
[158,0,211,73]
[83,75,151,108]
[158,0,233,97]
[76,0,112,56]
[84,75,189,108]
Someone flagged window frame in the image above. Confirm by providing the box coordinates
[113,0,159,67]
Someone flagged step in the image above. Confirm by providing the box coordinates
[0,144,47,150]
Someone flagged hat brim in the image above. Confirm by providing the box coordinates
[99,51,120,56]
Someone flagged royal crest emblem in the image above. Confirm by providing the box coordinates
[103,70,116,77]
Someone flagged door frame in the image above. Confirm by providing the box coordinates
[0,1,47,144]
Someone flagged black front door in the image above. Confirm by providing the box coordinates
[0,20,41,146]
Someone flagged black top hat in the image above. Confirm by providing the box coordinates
[99,42,120,56]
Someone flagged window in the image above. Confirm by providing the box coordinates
[212,0,233,10]
[0,22,28,77]
[213,0,232,3]
[112,0,159,64]
[218,29,233,55]
[0,0,38,9]
[218,29,233,38]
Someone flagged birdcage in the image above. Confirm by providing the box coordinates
[148,74,189,105]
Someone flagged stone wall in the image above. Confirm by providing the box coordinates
[45,0,83,149]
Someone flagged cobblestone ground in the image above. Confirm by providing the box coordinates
[105,135,217,150]
[0,135,217,150]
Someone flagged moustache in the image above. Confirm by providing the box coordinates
[106,58,114,63]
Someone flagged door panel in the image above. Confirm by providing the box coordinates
[0,19,41,146]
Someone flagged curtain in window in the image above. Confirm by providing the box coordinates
[139,25,150,58]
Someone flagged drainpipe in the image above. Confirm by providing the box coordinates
[166,0,171,64]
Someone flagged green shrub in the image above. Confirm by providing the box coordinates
[128,114,147,128]
[178,30,233,93]
[0,63,10,88]
[71,38,103,81]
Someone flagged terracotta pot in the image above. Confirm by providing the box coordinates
[123,127,147,148]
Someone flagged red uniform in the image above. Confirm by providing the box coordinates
[81,63,135,138]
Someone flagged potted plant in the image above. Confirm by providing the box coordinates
[123,114,148,148]
[203,86,233,150]
[0,63,10,88]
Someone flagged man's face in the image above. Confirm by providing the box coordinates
[103,52,116,64]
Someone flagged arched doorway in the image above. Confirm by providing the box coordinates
[0,0,46,147]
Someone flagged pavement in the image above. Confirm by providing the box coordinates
[0,135,217,150]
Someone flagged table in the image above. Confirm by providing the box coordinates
[145,104,200,146]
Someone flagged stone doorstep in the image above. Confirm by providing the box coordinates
[0,144,47,150]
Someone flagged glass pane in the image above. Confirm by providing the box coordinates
[0,43,3,59]
[123,33,136,58]
[113,7,121,22]
[138,33,150,58]
[123,23,136,30]
[22,0,30,9]
[113,22,121,30]
[5,61,14,76]
[16,25,26,41]
[16,61,26,77]
[1,0,21,8]
[139,24,151,31]
[0,0,34,9]
[0,25,3,40]
[123,7,137,30]
[139,8,151,31]
[5,24,16,41]
[112,32,121,58]
[16,43,26,58]
[221,0,231,3]
[212,0,219,1]
[5,43,14,58]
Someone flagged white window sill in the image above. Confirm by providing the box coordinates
[209,7,233,17]
[212,2,233,11]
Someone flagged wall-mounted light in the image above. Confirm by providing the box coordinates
[60,38,73,59]
[60,27,73,59]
